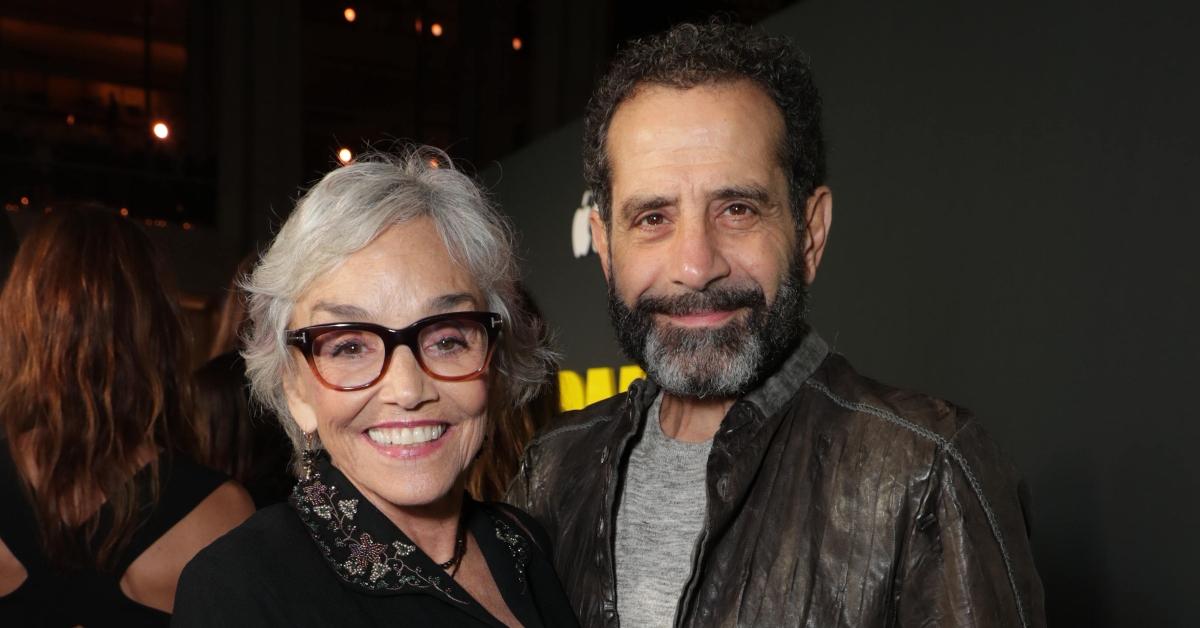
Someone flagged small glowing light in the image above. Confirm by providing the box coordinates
[119,207,129,216]
[428,158,440,168]
[414,18,423,33]
[66,114,76,126]
[430,23,443,37]
[19,196,29,206]
[343,7,356,22]
[152,121,170,140]
[4,204,17,213]
[182,222,193,230]
[155,219,167,228]
[512,37,523,51]
[337,148,353,164]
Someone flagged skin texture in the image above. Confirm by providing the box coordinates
[282,217,518,627]
[591,80,833,442]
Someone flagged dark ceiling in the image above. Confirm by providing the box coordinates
[0,0,794,236]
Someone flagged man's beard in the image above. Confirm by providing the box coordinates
[607,257,809,399]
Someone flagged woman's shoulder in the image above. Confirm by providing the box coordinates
[182,504,303,579]
[174,503,331,626]
[175,505,312,606]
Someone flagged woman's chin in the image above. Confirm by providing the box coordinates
[350,457,467,510]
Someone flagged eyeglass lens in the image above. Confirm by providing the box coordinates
[310,317,489,387]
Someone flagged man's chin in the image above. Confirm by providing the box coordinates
[644,359,758,399]
[642,330,764,399]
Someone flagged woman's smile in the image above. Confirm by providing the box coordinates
[363,421,453,458]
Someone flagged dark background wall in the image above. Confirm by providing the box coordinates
[487,1,1200,625]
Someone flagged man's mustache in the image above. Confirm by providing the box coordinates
[635,286,766,317]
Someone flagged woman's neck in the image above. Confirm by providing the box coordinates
[338,469,467,567]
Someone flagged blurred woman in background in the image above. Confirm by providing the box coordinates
[193,255,294,507]
[0,207,254,626]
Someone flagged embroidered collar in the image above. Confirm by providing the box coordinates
[290,456,531,605]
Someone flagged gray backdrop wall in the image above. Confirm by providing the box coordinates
[485,1,1200,625]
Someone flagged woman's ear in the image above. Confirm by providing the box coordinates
[283,374,319,434]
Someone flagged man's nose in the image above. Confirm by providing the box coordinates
[669,215,731,291]
[377,347,435,408]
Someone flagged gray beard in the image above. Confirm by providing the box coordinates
[607,257,809,399]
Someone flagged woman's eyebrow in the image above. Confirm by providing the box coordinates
[310,301,372,320]
[428,292,478,313]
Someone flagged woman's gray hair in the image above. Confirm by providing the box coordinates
[241,146,555,460]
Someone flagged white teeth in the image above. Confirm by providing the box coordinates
[367,424,447,446]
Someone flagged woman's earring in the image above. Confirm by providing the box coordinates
[301,431,317,481]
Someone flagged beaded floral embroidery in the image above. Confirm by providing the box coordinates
[491,515,530,587]
[291,470,467,603]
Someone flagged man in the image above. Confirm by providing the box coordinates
[507,21,1046,628]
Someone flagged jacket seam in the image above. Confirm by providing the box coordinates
[527,415,615,449]
[804,380,1030,628]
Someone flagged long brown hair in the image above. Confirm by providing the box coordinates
[0,208,197,569]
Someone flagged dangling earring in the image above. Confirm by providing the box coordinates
[301,431,317,481]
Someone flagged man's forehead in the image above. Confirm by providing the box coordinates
[611,79,784,134]
[607,82,784,166]
[606,82,787,203]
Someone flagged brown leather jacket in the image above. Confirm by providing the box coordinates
[507,330,1046,627]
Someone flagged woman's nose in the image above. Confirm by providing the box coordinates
[377,347,436,408]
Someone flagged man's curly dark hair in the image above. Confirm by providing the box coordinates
[583,21,826,228]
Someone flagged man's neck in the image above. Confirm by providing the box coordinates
[658,392,735,443]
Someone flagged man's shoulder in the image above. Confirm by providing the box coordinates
[796,354,1026,515]
[528,388,634,450]
[803,353,981,449]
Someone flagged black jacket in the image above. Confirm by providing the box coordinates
[174,457,579,627]
[506,330,1046,627]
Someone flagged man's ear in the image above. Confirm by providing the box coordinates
[283,373,320,434]
[801,186,833,285]
[589,209,612,283]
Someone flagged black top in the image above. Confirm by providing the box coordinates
[0,444,228,627]
[172,457,579,627]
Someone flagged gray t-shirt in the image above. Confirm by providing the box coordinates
[614,393,713,628]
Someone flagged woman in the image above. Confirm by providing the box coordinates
[0,208,255,625]
[193,255,294,507]
[173,148,576,627]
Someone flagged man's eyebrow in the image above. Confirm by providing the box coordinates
[310,301,371,320]
[711,184,772,204]
[428,292,478,312]
[618,195,675,223]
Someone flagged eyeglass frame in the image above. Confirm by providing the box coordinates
[284,311,503,391]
